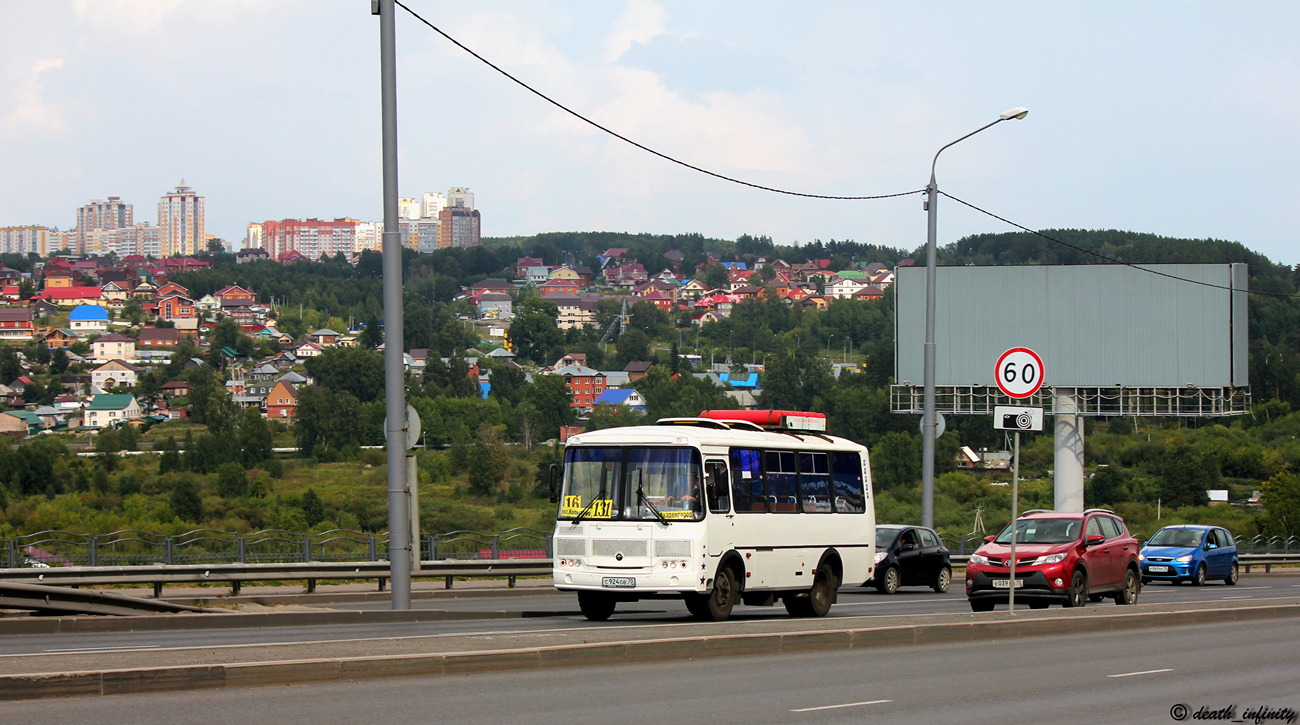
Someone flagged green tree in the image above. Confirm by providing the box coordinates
[295,386,363,457]
[466,423,511,496]
[872,431,921,493]
[520,374,574,441]
[300,488,326,527]
[169,478,204,522]
[758,350,833,411]
[238,407,274,467]
[305,346,385,403]
[506,298,562,364]
[215,461,248,497]
[358,315,383,350]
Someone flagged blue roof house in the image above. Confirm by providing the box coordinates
[593,388,648,410]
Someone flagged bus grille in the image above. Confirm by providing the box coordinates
[655,540,692,557]
[554,538,587,556]
[593,539,648,557]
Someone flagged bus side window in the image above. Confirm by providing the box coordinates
[706,461,730,514]
[730,448,765,512]
[830,452,866,513]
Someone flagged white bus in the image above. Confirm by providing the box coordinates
[550,409,875,621]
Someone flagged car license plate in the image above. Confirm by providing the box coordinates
[991,579,1024,589]
[1147,565,1170,573]
[602,577,635,588]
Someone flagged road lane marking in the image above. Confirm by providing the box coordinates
[44,645,161,654]
[1107,668,1173,678]
[792,699,892,712]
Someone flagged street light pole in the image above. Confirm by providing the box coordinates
[921,106,1027,529]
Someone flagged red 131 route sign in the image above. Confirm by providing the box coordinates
[995,348,1045,399]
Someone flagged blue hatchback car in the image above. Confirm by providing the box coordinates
[1139,525,1238,586]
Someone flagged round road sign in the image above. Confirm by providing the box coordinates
[995,348,1045,399]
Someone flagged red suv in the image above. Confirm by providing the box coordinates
[965,509,1141,611]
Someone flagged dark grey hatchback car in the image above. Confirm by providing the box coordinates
[870,524,952,594]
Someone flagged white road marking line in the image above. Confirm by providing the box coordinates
[44,645,161,654]
[791,699,892,712]
[1107,668,1173,678]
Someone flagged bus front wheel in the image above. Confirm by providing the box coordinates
[697,567,738,621]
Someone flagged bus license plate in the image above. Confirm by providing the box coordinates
[602,577,635,588]
[1147,565,1170,573]
[991,579,1023,589]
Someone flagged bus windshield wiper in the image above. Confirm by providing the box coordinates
[637,485,670,524]
[571,475,608,525]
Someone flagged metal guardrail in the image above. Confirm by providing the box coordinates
[4,527,553,568]
[0,582,217,616]
[0,559,554,599]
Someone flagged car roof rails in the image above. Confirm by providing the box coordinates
[1082,508,1117,515]
[1019,509,1055,516]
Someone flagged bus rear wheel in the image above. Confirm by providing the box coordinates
[785,567,838,617]
[577,591,616,621]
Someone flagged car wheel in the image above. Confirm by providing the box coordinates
[577,591,616,621]
[1114,568,1140,605]
[875,566,900,595]
[704,567,738,621]
[1063,570,1087,608]
[1225,561,1239,586]
[933,566,952,594]
[969,599,995,612]
[1191,563,1207,587]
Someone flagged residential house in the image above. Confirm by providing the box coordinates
[36,328,78,349]
[0,411,30,437]
[99,281,130,305]
[136,327,195,360]
[291,340,324,358]
[91,359,142,389]
[196,294,221,315]
[539,278,581,296]
[604,262,647,289]
[84,393,142,429]
[523,265,552,286]
[157,294,199,330]
[592,388,648,411]
[308,328,341,346]
[551,364,606,410]
[853,285,886,302]
[624,361,653,383]
[825,276,871,299]
[37,286,105,307]
[467,279,513,301]
[68,304,110,334]
[236,247,270,263]
[0,308,35,341]
[160,380,191,399]
[514,257,544,277]
[476,292,513,319]
[92,332,136,361]
[265,379,299,418]
[549,293,597,331]
[215,284,257,305]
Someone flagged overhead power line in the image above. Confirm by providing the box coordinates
[941,192,1296,299]
[394,1,921,202]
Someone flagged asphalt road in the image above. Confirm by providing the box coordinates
[0,575,1295,660]
[5,617,1297,725]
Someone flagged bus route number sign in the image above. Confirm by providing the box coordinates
[995,347,1045,399]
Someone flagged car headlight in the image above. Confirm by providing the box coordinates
[1033,552,1067,565]
[1138,552,1146,561]
[873,552,887,564]
[1175,555,1193,563]
[969,553,990,566]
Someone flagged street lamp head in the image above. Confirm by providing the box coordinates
[999,106,1029,121]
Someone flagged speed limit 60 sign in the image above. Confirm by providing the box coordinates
[995,347,1045,398]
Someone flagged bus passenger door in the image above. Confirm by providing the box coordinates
[704,460,734,567]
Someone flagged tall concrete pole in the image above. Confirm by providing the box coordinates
[1054,388,1085,512]
[920,107,1027,529]
[377,0,410,609]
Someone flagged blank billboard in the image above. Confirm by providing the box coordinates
[894,264,1248,388]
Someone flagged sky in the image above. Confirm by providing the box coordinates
[3,1,1300,265]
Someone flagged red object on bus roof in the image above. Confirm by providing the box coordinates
[697,410,827,430]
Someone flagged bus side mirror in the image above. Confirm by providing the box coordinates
[548,463,560,503]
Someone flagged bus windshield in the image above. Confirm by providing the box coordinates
[559,447,703,523]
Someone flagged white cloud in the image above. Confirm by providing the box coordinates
[604,0,668,62]
[0,59,71,138]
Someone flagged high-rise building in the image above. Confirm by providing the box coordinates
[157,181,205,257]
[437,207,481,250]
[446,187,474,211]
[0,226,57,257]
[76,197,133,255]
[259,218,359,260]
[85,224,161,257]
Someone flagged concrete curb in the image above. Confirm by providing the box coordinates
[1,601,1295,701]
